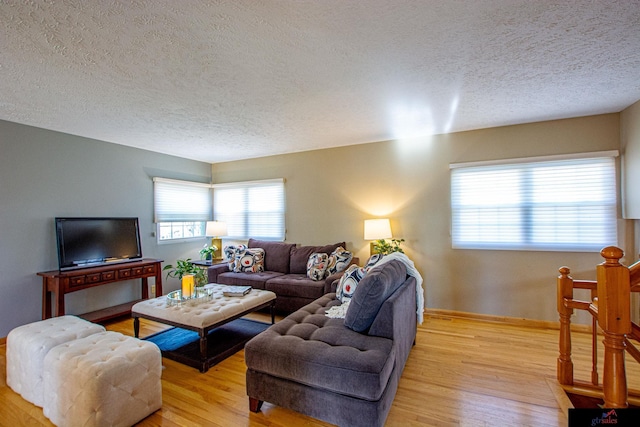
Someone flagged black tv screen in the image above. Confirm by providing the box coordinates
[55,217,143,270]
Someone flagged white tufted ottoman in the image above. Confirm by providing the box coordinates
[43,331,162,427]
[6,315,106,407]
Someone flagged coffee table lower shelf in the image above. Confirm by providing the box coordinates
[144,317,272,372]
[133,298,275,373]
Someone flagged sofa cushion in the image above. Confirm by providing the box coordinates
[233,247,265,273]
[344,260,407,333]
[248,239,296,274]
[216,271,284,289]
[265,274,328,300]
[326,246,353,277]
[336,264,366,303]
[244,294,395,401]
[290,242,345,274]
[307,253,329,281]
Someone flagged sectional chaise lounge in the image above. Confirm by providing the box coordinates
[245,258,417,427]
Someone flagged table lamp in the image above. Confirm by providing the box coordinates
[205,221,228,261]
[364,218,392,255]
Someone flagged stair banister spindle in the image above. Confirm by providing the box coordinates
[557,266,574,385]
[591,287,599,386]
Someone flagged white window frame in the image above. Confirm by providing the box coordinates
[213,178,285,241]
[153,177,212,243]
[450,151,618,252]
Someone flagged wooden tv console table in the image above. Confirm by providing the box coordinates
[38,258,163,322]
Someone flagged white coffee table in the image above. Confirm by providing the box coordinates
[131,284,276,372]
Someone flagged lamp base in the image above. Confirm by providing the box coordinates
[211,237,223,261]
[369,241,380,256]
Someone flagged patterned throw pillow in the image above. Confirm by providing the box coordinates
[364,253,385,271]
[233,248,265,273]
[336,264,367,303]
[325,246,353,277]
[307,253,329,281]
[224,245,247,271]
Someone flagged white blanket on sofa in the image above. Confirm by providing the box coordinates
[326,252,425,324]
[368,252,425,324]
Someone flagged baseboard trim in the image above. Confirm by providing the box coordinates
[424,308,592,333]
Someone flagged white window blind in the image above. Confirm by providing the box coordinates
[450,152,618,251]
[213,178,285,241]
[153,178,212,222]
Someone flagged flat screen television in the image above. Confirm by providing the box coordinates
[55,217,143,271]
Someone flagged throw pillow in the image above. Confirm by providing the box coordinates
[306,253,329,281]
[364,253,384,271]
[344,260,407,333]
[325,246,353,277]
[233,247,265,273]
[224,245,247,271]
[336,264,366,303]
[290,242,345,274]
[247,239,296,274]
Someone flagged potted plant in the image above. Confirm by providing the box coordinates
[199,243,218,261]
[373,238,405,255]
[163,258,207,287]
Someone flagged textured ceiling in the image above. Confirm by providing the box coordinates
[1,0,640,163]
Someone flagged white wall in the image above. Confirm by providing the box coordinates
[213,113,627,323]
[621,99,640,321]
[622,99,640,220]
[1,110,635,336]
[0,120,212,337]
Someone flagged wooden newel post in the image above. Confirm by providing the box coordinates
[557,266,574,385]
[597,246,631,408]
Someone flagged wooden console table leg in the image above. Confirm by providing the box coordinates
[42,278,52,319]
[155,268,163,296]
[141,277,149,299]
[55,284,65,317]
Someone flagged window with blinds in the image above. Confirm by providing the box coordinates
[153,177,212,242]
[213,178,285,241]
[450,152,618,251]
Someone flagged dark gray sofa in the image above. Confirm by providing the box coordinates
[207,239,358,313]
[244,260,417,427]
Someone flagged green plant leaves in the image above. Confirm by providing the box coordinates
[163,258,207,286]
[372,238,405,255]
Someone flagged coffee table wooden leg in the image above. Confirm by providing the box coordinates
[199,331,208,373]
[133,317,140,338]
[270,301,275,324]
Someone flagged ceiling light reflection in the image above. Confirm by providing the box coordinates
[389,93,460,139]
[389,103,434,140]
[442,95,459,134]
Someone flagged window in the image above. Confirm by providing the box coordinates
[450,151,618,251]
[153,177,212,242]
[213,178,285,241]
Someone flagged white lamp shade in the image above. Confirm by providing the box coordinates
[205,221,228,237]
[364,218,392,240]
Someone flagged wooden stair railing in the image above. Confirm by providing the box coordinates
[557,246,640,408]
[557,266,598,388]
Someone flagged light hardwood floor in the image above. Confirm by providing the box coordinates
[2,313,640,426]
